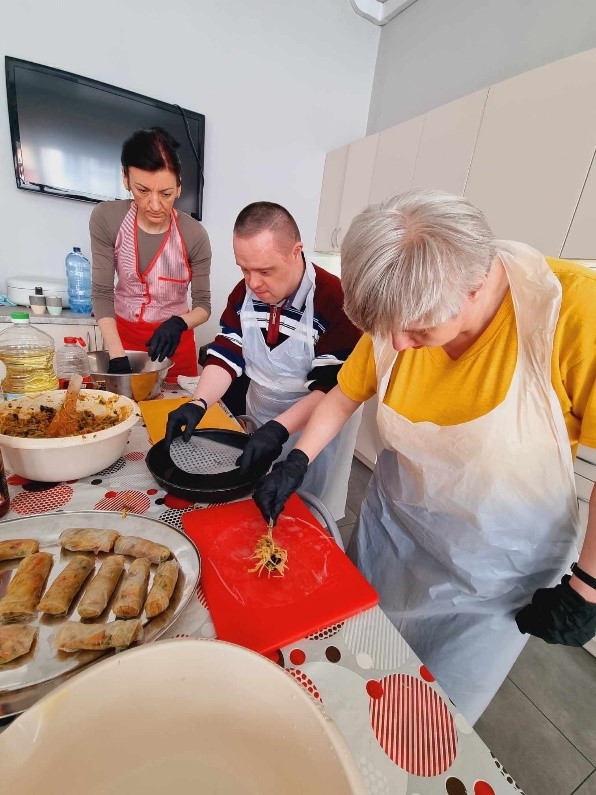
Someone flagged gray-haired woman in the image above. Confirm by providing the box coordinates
[253,189,596,724]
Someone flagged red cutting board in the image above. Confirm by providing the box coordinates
[182,495,378,655]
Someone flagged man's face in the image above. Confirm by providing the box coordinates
[234,230,304,305]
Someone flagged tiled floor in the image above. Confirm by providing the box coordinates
[342,457,596,795]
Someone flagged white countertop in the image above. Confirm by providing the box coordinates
[0,307,97,325]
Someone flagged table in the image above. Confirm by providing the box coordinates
[0,391,522,795]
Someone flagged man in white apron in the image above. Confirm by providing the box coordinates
[253,191,596,724]
[165,202,362,520]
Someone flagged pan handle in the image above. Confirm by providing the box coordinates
[297,490,344,551]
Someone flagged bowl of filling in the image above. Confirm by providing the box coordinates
[0,390,140,481]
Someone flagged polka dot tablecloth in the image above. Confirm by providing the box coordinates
[0,391,522,795]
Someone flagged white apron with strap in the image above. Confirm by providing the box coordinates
[347,241,580,724]
[242,259,360,520]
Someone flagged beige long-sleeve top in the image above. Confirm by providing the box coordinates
[90,199,211,320]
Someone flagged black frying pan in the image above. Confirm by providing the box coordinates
[146,429,260,503]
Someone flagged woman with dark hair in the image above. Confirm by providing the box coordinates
[90,127,211,378]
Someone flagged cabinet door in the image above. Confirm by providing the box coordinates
[368,115,424,206]
[94,327,105,352]
[561,152,596,258]
[37,324,96,352]
[412,89,488,195]
[336,134,379,247]
[465,48,596,255]
[314,145,349,252]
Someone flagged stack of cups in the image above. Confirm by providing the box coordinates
[46,296,63,316]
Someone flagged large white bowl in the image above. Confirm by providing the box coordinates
[0,389,140,481]
[0,639,366,795]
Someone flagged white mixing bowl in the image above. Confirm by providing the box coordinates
[0,639,366,795]
[0,389,139,481]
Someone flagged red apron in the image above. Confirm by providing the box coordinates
[116,315,198,382]
[113,202,198,381]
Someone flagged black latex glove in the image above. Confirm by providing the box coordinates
[252,449,309,525]
[515,575,596,646]
[108,355,133,374]
[146,316,188,362]
[164,402,206,450]
[236,420,290,476]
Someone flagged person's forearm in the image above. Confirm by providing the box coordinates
[180,306,209,331]
[275,390,327,436]
[572,482,596,603]
[98,317,125,359]
[191,363,233,408]
[295,386,361,461]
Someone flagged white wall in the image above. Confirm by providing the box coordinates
[0,0,379,342]
[368,0,596,133]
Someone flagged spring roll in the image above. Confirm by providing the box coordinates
[55,619,143,652]
[113,558,151,618]
[144,560,180,618]
[77,555,125,619]
[59,528,120,555]
[0,539,39,562]
[0,552,53,622]
[38,555,95,616]
[113,536,171,565]
[0,625,38,664]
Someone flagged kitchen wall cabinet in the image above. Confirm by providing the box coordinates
[37,324,99,353]
[368,115,424,205]
[411,89,488,195]
[335,134,379,248]
[314,145,349,252]
[464,48,596,256]
[561,152,596,259]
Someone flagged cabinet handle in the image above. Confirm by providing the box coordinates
[336,227,342,249]
[331,227,338,249]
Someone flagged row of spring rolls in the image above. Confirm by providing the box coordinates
[0,555,179,662]
[0,553,180,622]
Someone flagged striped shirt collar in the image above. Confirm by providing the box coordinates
[275,254,312,311]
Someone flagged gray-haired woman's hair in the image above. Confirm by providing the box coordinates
[340,189,496,335]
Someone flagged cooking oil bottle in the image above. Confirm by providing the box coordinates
[0,312,59,399]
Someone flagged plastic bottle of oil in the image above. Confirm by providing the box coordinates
[0,312,59,399]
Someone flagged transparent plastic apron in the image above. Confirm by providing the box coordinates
[347,241,580,723]
[242,260,354,519]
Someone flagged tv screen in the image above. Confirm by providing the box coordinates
[5,57,205,219]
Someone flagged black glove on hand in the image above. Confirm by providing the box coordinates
[236,420,290,476]
[107,356,133,374]
[164,402,206,450]
[515,575,596,646]
[146,316,188,362]
[252,449,309,525]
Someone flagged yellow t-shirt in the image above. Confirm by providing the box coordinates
[338,257,596,453]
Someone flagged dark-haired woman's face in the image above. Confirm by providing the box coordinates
[123,166,180,230]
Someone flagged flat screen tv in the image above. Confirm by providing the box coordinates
[5,57,205,219]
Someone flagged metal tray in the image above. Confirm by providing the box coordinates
[0,511,200,713]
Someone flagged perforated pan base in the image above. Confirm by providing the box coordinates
[169,435,241,475]
[146,429,259,504]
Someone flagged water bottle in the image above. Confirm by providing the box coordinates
[65,247,92,315]
[0,312,59,399]
[55,336,91,389]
